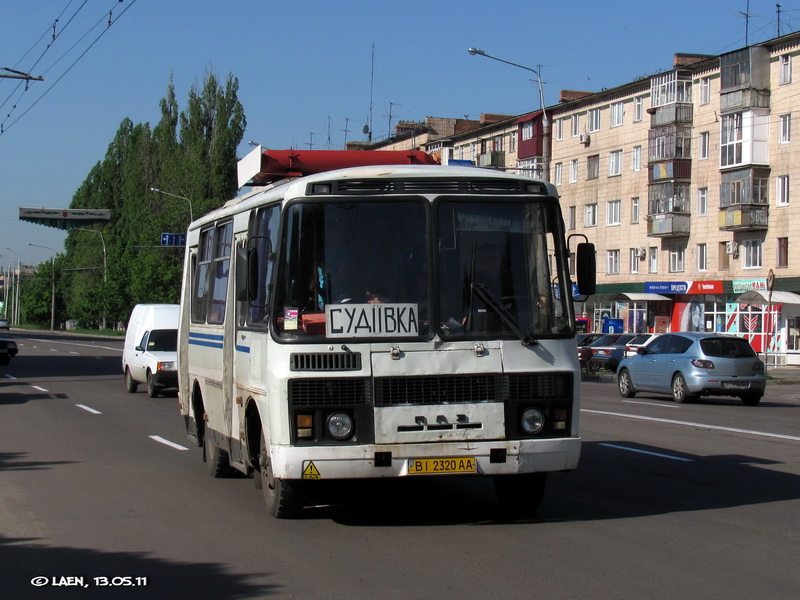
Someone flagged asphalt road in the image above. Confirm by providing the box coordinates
[1,331,799,600]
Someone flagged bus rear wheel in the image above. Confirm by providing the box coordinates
[494,472,547,518]
[259,432,302,518]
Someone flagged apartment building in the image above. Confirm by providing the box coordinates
[362,31,800,362]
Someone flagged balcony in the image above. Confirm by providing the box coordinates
[649,159,691,183]
[649,103,693,126]
[477,151,505,168]
[646,212,691,238]
[718,204,769,231]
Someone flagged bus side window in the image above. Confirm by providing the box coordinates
[192,229,214,323]
[208,221,233,325]
[245,205,280,324]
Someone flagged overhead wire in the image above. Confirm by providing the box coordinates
[0,0,138,137]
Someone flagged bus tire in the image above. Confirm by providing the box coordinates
[124,368,138,393]
[204,429,234,478]
[259,432,302,518]
[494,472,547,518]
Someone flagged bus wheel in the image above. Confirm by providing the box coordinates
[259,432,302,518]
[494,472,547,518]
[204,429,234,478]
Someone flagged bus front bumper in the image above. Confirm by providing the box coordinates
[270,437,581,480]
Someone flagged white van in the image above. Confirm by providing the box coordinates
[122,304,179,397]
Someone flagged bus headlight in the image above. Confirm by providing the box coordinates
[520,407,545,435]
[326,412,354,440]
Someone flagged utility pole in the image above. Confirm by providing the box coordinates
[0,68,43,82]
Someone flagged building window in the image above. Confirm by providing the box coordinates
[554,118,563,141]
[720,169,769,206]
[696,243,707,272]
[699,131,710,159]
[606,249,620,275]
[587,154,599,180]
[567,205,576,230]
[780,54,792,85]
[554,162,563,186]
[777,237,789,267]
[777,175,790,206]
[610,102,624,127]
[629,248,640,274]
[719,242,731,270]
[648,247,658,273]
[588,107,601,132]
[606,200,621,225]
[650,71,692,107]
[521,122,533,141]
[669,246,685,273]
[585,203,597,227]
[632,145,641,171]
[634,97,643,122]
[700,77,711,105]
[742,239,762,268]
[720,48,750,90]
[697,187,708,216]
[631,197,640,223]
[571,114,580,137]
[509,132,517,153]
[721,113,743,167]
[608,150,622,176]
[779,114,791,144]
[569,159,578,183]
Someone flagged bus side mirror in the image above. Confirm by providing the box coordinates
[235,246,259,302]
[576,242,596,297]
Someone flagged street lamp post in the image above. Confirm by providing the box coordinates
[78,229,108,329]
[468,47,550,182]
[150,187,194,223]
[27,243,55,331]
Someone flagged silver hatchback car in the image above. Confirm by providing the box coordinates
[616,332,765,406]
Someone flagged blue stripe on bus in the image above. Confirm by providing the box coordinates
[188,332,224,349]
[235,345,251,354]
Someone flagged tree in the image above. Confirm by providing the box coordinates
[52,70,246,329]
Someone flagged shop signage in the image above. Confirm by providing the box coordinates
[732,278,768,293]
[645,281,688,294]
[686,280,723,294]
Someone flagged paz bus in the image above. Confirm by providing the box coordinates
[177,149,595,518]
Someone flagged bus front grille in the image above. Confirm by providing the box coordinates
[290,352,362,371]
[290,378,371,406]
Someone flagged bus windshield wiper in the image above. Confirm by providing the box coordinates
[471,283,537,346]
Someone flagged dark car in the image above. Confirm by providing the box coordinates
[0,317,9,330]
[616,332,765,406]
[576,333,604,371]
[0,337,18,365]
[586,333,637,373]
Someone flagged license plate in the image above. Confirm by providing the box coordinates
[407,457,477,474]
[723,382,749,389]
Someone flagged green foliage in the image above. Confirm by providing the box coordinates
[26,71,247,329]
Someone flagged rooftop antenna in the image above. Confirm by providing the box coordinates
[363,44,374,143]
[740,0,751,45]
[306,132,318,149]
[386,102,401,138]
[777,3,783,36]
[326,116,333,150]
[341,116,351,149]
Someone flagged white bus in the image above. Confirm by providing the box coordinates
[178,151,595,518]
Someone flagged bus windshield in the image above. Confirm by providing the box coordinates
[273,196,572,341]
[436,198,572,341]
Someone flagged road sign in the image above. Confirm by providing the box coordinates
[160,233,186,247]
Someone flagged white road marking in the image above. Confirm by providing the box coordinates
[149,435,189,451]
[599,442,694,462]
[76,404,102,414]
[4,374,16,379]
[28,338,122,352]
[623,399,679,409]
[31,385,48,392]
[583,408,800,442]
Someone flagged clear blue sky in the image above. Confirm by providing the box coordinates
[1,0,796,266]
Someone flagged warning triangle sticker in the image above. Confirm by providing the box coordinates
[302,461,321,479]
